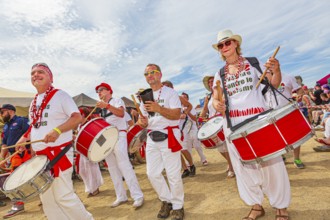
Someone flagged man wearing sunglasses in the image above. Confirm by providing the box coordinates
[0,104,30,218]
[15,63,93,220]
[138,64,185,220]
[95,82,144,209]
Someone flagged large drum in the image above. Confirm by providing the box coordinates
[127,124,147,154]
[2,155,53,201]
[75,118,119,162]
[197,116,225,149]
[228,104,313,165]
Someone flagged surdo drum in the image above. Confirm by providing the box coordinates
[75,118,119,162]
[197,116,225,149]
[228,104,313,165]
[127,124,147,154]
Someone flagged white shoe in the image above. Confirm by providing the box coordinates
[227,171,235,178]
[132,198,144,209]
[110,199,128,208]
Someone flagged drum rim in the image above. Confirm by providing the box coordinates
[128,129,147,153]
[197,116,224,141]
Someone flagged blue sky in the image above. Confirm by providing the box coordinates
[0,0,329,106]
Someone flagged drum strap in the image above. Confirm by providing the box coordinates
[101,98,113,118]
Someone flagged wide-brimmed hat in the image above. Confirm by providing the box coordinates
[203,75,214,92]
[135,88,145,96]
[212,29,242,51]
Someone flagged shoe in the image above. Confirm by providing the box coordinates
[242,206,265,220]
[0,201,6,207]
[227,171,235,178]
[202,160,208,166]
[293,159,305,169]
[313,145,330,152]
[132,197,144,209]
[275,209,289,220]
[110,199,128,208]
[87,188,100,197]
[189,165,196,177]
[3,206,25,219]
[314,125,324,130]
[171,207,184,220]
[157,201,172,219]
[181,169,190,178]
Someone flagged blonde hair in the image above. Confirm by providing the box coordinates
[221,40,242,61]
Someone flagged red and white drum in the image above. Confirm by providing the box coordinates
[228,104,312,165]
[75,118,119,163]
[197,116,225,149]
[127,124,147,154]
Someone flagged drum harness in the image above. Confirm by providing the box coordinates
[219,57,293,132]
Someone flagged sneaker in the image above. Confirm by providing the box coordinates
[293,159,305,169]
[110,199,128,208]
[157,201,172,219]
[181,169,190,178]
[132,197,144,209]
[171,207,184,220]
[314,125,324,130]
[313,145,330,152]
[189,165,196,177]
[3,206,25,219]
[202,160,208,166]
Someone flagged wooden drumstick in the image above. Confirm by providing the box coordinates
[216,80,225,116]
[0,151,20,166]
[256,46,280,89]
[84,95,105,121]
[131,95,144,118]
[2,139,44,150]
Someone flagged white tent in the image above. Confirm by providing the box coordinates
[0,87,34,107]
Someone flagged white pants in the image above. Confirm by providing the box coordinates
[146,129,184,210]
[105,132,143,201]
[224,119,291,208]
[40,165,93,220]
[183,128,207,162]
[79,155,104,193]
[324,117,330,138]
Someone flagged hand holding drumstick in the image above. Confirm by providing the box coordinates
[131,95,148,128]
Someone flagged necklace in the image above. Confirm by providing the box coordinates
[224,56,244,93]
[30,86,54,128]
[155,86,163,102]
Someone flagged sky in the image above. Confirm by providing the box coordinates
[0,0,329,106]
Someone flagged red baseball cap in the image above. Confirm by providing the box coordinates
[95,82,113,94]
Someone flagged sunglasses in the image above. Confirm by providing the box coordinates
[96,87,108,93]
[32,62,49,69]
[144,70,160,76]
[217,40,233,50]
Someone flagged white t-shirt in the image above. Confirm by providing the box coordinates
[208,96,217,118]
[213,59,268,126]
[124,111,132,129]
[31,90,79,151]
[140,86,181,130]
[104,97,127,131]
[265,74,301,109]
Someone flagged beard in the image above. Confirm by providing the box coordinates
[2,114,10,123]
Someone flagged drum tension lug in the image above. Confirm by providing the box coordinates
[268,117,277,124]
[255,157,263,164]
[285,145,294,152]
[240,131,248,137]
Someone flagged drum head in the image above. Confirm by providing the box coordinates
[88,126,119,162]
[3,156,48,191]
[197,116,223,140]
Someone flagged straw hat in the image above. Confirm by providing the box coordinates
[202,75,214,92]
[212,29,242,51]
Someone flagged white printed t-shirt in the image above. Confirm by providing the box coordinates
[104,97,127,131]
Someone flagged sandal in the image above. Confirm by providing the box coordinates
[87,188,100,197]
[275,209,289,220]
[242,206,265,220]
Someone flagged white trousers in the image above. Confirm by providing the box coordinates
[224,119,291,208]
[146,129,184,210]
[184,128,207,162]
[40,165,93,220]
[325,117,330,138]
[105,132,143,201]
[79,155,104,193]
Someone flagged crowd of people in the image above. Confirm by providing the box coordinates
[0,29,328,220]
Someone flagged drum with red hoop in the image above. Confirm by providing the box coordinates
[75,118,119,162]
[197,116,225,149]
[127,124,147,154]
[228,104,312,165]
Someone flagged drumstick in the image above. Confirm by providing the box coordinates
[0,151,20,166]
[84,95,105,122]
[131,95,144,118]
[216,80,225,116]
[256,46,280,89]
[2,139,44,150]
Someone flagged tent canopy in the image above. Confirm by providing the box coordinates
[73,93,98,107]
[0,87,34,107]
[121,96,136,109]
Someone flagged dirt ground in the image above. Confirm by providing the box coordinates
[0,131,329,220]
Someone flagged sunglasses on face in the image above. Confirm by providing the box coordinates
[144,70,160,76]
[31,63,49,69]
[217,40,233,50]
[96,88,108,93]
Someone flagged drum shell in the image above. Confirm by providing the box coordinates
[127,124,147,154]
[197,116,225,149]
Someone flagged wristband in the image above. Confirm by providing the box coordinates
[53,127,62,135]
[106,104,111,109]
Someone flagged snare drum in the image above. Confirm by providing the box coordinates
[197,116,225,149]
[229,104,312,165]
[2,155,53,201]
[127,124,147,154]
[75,118,119,163]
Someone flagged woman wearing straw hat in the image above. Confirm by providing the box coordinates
[200,75,235,178]
[211,30,290,220]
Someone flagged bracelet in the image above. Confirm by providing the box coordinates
[53,127,62,135]
[106,104,111,109]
